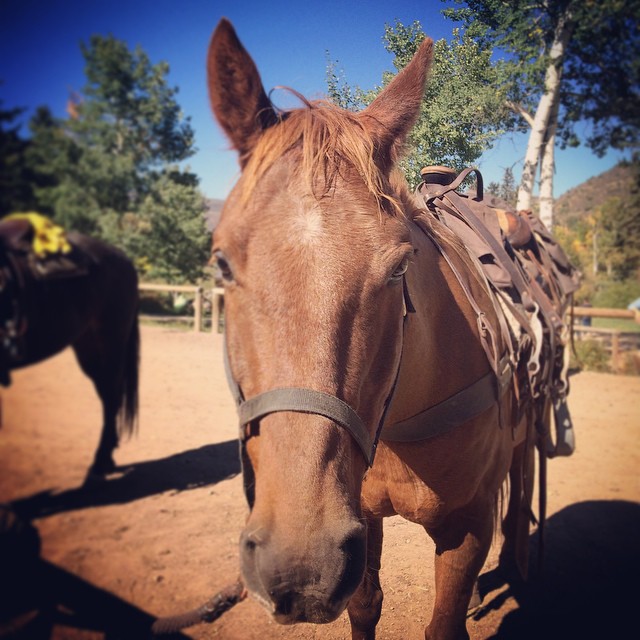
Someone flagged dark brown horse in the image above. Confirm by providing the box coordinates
[0,217,140,479]
[206,19,573,640]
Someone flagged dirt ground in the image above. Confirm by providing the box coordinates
[0,325,638,640]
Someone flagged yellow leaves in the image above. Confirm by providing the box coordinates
[5,212,72,258]
[135,256,152,274]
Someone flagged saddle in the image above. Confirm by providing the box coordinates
[416,166,581,458]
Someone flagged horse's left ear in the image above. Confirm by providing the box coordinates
[360,37,434,172]
[207,18,279,167]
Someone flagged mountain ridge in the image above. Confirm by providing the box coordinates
[554,162,636,226]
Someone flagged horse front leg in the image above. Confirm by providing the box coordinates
[347,516,384,640]
[425,502,495,640]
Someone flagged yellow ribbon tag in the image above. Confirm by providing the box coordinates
[5,212,72,258]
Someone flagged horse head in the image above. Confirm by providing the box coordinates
[207,18,433,624]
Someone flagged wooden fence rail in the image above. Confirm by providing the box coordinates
[137,286,640,345]
[137,283,226,333]
[138,283,205,332]
[571,306,639,322]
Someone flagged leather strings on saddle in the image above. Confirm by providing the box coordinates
[416,166,581,460]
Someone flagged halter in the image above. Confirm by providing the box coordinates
[223,278,412,461]
[222,279,412,505]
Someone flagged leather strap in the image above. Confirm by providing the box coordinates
[381,353,511,442]
[238,386,374,465]
[423,166,484,200]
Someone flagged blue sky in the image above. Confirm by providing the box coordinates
[0,0,628,201]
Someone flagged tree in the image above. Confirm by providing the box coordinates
[486,166,517,207]
[24,35,208,282]
[27,105,101,230]
[78,35,194,169]
[134,168,210,284]
[592,186,640,280]
[0,102,38,215]
[545,158,640,302]
[443,0,640,228]
[327,20,512,188]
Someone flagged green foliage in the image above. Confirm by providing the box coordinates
[326,20,511,187]
[592,280,640,309]
[571,339,611,373]
[7,35,208,283]
[0,102,38,215]
[134,168,210,284]
[443,0,640,156]
[562,0,640,155]
[79,35,195,166]
[486,167,517,206]
[596,195,640,280]
[325,55,371,112]
[552,159,640,293]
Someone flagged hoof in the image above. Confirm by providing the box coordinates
[87,456,116,478]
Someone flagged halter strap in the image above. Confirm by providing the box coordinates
[238,387,375,465]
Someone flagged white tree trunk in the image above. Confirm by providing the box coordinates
[516,9,574,212]
[538,97,560,228]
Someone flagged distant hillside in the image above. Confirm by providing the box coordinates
[204,198,224,231]
[555,163,637,227]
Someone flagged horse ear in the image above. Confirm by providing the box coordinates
[207,18,279,167]
[360,37,434,172]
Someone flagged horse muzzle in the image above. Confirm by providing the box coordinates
[239,520,366,624]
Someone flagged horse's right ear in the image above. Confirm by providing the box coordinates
[207,19,279,167]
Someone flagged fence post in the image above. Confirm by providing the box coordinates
[212,287,224,334]
[611,330,620,373]
[194,287,203,333]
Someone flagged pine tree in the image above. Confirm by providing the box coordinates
[25,35,209,282]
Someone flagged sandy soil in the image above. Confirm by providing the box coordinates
[0,325,638,640]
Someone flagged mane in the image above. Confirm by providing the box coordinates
[240,98,406,216]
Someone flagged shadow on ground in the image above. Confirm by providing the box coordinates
[474,499,640,639]
[0,506,190,639]
[10,440,240,521]
[0,438,242,638]
[3,485,638,638]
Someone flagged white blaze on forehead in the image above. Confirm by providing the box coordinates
[291,200,325,245]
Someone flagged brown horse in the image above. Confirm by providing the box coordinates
[0,219,140,480]
[207,19,569,640]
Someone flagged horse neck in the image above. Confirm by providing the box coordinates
[387,217,495,421]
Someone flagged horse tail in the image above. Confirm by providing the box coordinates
[118,312,140,438]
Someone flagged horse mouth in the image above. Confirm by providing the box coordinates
[270,593,347,625]
[247,583,349,625]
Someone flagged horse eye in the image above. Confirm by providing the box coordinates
[213,250,234,282]
[390,256,410,281]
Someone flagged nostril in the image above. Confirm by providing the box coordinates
[341,530,366,564]
[333,527,367,603]
[240,528,264,554]
[271,587,294,616]
[245,538,257,551]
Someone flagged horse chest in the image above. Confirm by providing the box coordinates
[360,455,448,526]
